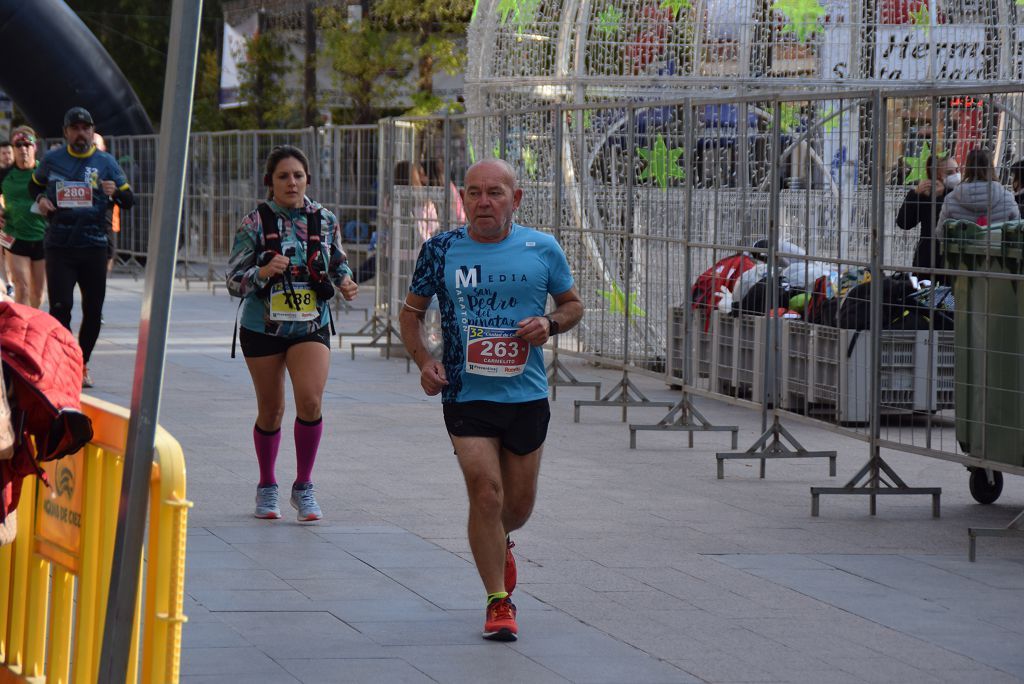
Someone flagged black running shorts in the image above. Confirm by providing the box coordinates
[239,325,331,358]
[443,398,551,455]
[8,238,45,261]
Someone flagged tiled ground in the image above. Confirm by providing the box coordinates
[81,276,1024,683]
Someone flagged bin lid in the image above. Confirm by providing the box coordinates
[942,220,1024,269]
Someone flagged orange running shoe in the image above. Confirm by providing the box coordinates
[482,597,518,641]
[505,538,517,595]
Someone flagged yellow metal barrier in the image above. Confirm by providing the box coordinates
[0,396,190,683]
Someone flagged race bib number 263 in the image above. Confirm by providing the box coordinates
[465,326,529,377]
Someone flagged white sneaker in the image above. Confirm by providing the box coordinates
[290,482,322,522]
[254,484,281,519]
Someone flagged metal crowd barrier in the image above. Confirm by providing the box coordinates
[90,83,1024,559]
[100,125,379,288]
[0,396,190,683]
[362,87,1024,558]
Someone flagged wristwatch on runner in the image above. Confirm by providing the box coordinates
[544,315,560,336]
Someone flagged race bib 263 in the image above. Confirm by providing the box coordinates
[465,326,529,376]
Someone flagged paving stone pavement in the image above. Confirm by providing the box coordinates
[83,275,1024,683]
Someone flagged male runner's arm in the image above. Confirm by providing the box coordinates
[399,293,448,396]
[516,286,584,346]
[29,162,55,216]
[103,157,135,210]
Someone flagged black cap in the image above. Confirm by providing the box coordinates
[63,107,94,128]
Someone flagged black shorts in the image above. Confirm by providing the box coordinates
[443,399,550,455]
[239,326,330,358]
[8,238,45,261]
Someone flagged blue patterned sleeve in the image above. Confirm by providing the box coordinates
[226,210,268,298]
[409,240,439,297]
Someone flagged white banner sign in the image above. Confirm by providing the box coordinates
[219,13,259,109]
[874,25,987,82]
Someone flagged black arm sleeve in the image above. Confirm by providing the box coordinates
[113,187,134,211]
[28,177,44,200]
[895,190,919,230]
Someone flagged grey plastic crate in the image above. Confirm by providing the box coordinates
[805,327,953,423]
[780,320,811,410]
[669,306,718,392]
[681,314,953,423]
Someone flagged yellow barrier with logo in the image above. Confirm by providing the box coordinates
[0,396,190,683]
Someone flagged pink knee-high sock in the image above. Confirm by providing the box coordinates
[294,416,323,486]
[254,424,281,487]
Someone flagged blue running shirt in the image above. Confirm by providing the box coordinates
[409,223,574,404]
[32,145,130,249]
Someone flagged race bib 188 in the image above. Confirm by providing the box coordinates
[269,283,318,322]
[465,326,529,376]
[55,181,93,208]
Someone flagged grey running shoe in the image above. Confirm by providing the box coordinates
[291,482,322,522]
[254,484,281,519]
[82,367,94,389]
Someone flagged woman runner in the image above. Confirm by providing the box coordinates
[0,126,47,308]
[227,145,358,521]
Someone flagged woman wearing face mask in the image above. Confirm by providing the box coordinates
[895,154,959,278]
[937,148,1019,230]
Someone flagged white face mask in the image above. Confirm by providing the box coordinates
[944,173,961,190]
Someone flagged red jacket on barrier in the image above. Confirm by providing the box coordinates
[0,301,93,528]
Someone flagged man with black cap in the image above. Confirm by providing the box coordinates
[29,106,134,388]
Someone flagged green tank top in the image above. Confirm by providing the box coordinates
[1,164,47,242]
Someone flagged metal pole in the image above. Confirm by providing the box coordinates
[868,89,887,499]
[553,107,563,242]
[443,113,451,232]
[549,108,564,398]
[763,98,783,429]
[386,120,400,321]
[682,101,695,389]
[97,0,202,680]
[624,107,636,373]
[206,134,215,286]
[499,113,508,158]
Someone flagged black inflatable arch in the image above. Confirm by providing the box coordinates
[0,0,153,137]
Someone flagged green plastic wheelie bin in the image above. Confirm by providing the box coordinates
[943,220,1024,503]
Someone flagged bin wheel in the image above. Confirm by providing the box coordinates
[968,468,1003,505]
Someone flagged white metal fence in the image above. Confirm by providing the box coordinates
[98,84,1024,555]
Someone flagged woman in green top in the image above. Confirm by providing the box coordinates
[0,126,46,307]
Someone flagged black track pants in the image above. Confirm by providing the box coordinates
[46,246,108,364]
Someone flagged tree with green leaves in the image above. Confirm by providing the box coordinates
[232,30,303,130]
[192,49,226,132]
[371,0,473,115]
[318,8,415,125]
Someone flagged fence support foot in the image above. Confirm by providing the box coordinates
[809,454,940,518]
[333,298,370,322]
[968,508,1024,562]
[717,417,837,480]
[573,371,674,423]
[629,394,738,449]
[546,354,601,401]
[340,312,403,359]
[338,310,388,338]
